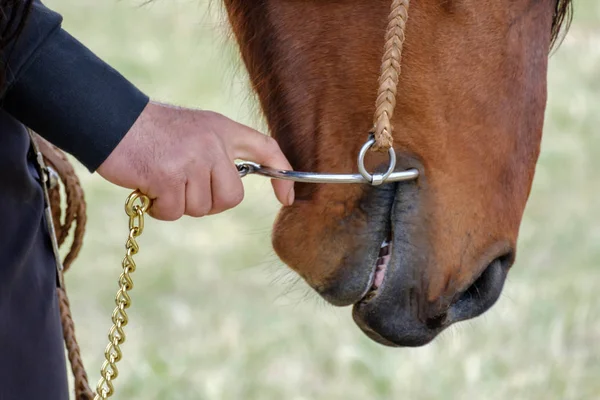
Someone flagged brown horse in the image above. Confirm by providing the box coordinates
[223,0,573,347]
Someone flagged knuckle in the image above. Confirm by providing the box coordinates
[187,209,206,218]
[160,162,186,187]
[197,133,223,160]
[188,200,212,218]
[264,135,278,148]
[215,188,244,212]
[227,188,245,208]
[150,206,182,222]
[263,136,286,162]
[204,127,221,144]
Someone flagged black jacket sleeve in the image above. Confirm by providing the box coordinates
[0,0,150,172]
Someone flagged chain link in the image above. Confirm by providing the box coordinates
[94,190,151,399]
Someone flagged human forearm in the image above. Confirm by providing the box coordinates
[2,0,149,172]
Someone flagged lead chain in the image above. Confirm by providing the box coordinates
[94,191,151,399]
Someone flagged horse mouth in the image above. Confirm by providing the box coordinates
[348,207,443,347]
[350,233,411,348]
[349,225,512,347]
[358,236,392,304]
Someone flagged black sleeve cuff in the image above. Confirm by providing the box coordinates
[3,27,149,172]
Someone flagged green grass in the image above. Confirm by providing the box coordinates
[45,1,600,399]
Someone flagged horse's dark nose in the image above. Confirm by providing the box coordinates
[446,253,513,324]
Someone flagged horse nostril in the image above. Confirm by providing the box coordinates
[449,253,513,322]
[425,312,447,330]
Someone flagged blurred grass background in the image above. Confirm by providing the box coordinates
[46,0,599,399]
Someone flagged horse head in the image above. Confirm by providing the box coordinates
[224,0,572,346]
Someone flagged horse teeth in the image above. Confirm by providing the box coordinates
[379,246,390,257]
[361,237,393,304]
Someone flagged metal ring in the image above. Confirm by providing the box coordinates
[125,190,152,217]
[236,162,256,178]
[357,136,397,186]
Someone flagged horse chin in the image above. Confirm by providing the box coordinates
[351,301,442,347]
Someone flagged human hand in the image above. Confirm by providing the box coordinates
[96,101,294,221]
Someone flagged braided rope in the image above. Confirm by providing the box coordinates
[372,0,410,152]
[35,136,87,272]
[33,134,94,400]
[58,287,95,400]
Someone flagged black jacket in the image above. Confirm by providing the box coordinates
[0,2,149,398]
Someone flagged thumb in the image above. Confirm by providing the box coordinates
[226,125,295,206]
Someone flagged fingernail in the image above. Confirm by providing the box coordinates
[287,188,295,206]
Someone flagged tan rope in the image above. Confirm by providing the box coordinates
[32,134,94,400]
[34,136,87,271]
[58,286,95,400]
[372,0,410,152]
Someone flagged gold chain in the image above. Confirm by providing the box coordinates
[94,190,151,400]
